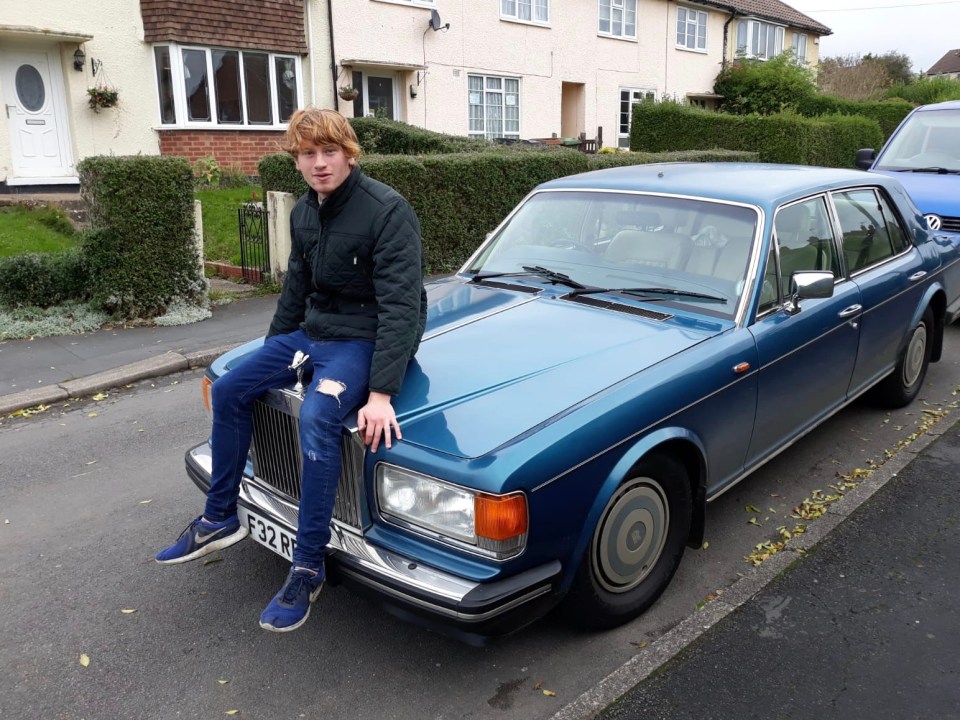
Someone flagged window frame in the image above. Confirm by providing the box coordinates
[598,0,638,41]
[500,0,550,26]
[829,187,914,276]
[152,42,302,129]
[467,74,521,141]
[735,18,785,60]
[676,6,708,53]
[617,87,657,148]
[792,32,808,64]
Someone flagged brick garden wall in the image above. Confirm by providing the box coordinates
[158,130,286,175]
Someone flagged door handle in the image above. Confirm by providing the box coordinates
[838,304,862,318]
[908,271,927,282]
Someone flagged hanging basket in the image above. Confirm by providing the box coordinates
[87,85,119,112]
[338,86,359,101]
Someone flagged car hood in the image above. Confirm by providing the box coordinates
[392,278,729,458]
[871,169,960,217]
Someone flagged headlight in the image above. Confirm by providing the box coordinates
[376,464,527,559]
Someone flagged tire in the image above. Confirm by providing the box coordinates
[873,306,934,408]
[561,453,692,630]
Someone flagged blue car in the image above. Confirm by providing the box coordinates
[856,100,960,234]
[186,163,960,642]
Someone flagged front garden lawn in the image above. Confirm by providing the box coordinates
[196,187,262,265]
[0,206,77,257]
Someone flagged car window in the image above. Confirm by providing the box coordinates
[875,108,960,172]
[774,196,838,294]
[758,243,779,314]
[832,188,909,273]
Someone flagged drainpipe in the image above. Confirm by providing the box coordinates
[722,12,738,69]
[327,0,339,111]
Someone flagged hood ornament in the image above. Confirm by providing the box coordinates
[289,351,310,394]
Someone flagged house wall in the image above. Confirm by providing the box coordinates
[0,0,159,186]
[331,0,730,148]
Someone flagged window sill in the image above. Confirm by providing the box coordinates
[597,32,638,43]
[675,45,708,54]
[500,16,551,29]
[156,124,289,132]
[371,0,435,8]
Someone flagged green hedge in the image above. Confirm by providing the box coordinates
[349,116,493,155]
[629,102,883,168]
[795,96,913,140]
[0,249,89,308]
[260,147,756,273]
[78,156,203,318]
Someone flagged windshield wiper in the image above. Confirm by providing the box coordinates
[565,286,727,304]
[901,167,960,174]
[469,265,587,290]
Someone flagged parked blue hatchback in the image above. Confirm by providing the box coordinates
[856,100,960,234]
[186,163,960,642]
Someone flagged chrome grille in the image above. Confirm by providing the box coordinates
[941,216,960,234]
[250,390,365,530]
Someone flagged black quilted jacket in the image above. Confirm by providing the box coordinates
[267,167,427,396]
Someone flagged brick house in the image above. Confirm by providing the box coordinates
[0,0,829,190]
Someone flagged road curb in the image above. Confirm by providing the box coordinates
[0,344,241,417]
[550,418,950,720]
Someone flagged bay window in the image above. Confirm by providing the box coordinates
[153,44,301,127]
[735,19,785,60]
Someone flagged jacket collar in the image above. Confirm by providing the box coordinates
[307,166,362,214]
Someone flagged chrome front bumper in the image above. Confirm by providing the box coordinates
[185,442,561,640]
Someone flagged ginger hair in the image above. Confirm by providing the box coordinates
[282,108,362,159]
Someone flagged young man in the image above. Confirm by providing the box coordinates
[156,108,427,632]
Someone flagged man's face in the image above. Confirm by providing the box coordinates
[294,141,355,198]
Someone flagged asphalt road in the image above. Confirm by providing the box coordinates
[2,325,959,720]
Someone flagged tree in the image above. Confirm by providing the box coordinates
[864,51,915,86]
[817,54,891,101]
[713,52,817,115]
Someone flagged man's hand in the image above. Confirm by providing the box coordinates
[357,391,400,452]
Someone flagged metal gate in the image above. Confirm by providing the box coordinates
[238,202,269,283]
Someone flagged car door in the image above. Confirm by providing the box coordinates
[830,188,929,396]
[746,195,862,466]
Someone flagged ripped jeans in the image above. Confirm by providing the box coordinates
[204,329,374,569]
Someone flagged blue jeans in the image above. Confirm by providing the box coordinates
[204,330,374,568]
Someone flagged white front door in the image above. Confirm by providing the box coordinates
[0,48,74,181]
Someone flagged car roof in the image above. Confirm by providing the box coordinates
[912,100,960,112]
[537,162,886,209]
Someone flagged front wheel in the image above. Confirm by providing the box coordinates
[872,306,934,408]
[561,453,692,630]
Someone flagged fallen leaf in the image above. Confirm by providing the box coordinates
[218,679,230,685]
[534,680,543,690]
[121,608,137,614]
[92,392,107,401]
[85,460,97,466]
[701,541,709,550]
[139,499,153,505]
[87,412,98,418]
[225,711,240,716]
[748,517,761,526]
[137,429,145,433]
[4,519,9,525]
[542,690,556,697]
[79,654,90,667]
[745,504,761,514]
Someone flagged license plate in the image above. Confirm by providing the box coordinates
[238,506,296,562]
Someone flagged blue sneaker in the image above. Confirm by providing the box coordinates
[259,566,324,632]
[155,515,248,564]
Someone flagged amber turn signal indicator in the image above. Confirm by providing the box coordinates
[201,376,213,413]
[475,493,528,540]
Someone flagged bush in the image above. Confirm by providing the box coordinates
[884,76,960,105]
[714,53,817,115]
[260,147,756,273]
[0,249,89,308]
[348,116,493,155]
[795,95,913,140]
[78,155,204,319]
[629,101,882,167]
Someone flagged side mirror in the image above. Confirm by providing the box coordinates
[785,270,834,314]
[855,148,876,171]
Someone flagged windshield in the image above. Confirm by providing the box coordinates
[875,108,960,172]
[465,190,758,319]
